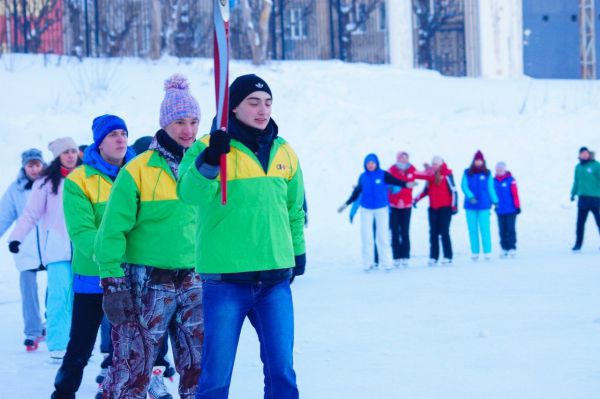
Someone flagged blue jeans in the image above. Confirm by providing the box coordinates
[196,279,298,399]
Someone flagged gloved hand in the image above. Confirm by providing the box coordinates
[452,206,458,215]
[203,129,231,166]
[290,253,306,284]
[493,203,498,212]
[337,203,348,213]
[101,277,135,325]
[515,208,521,215]
[570,195,575,202]
[8,241,20,254]
[412,201,418,209]
[469,197,478,205]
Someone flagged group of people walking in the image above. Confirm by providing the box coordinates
[338,147,599,271]
[0,73,306,399]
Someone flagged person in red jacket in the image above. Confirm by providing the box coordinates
[387,151,416,267]
[414,156,459,266]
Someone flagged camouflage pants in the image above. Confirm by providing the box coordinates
[103,264,204,399]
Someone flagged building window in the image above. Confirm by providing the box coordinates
[377,2,387,32]
[289,8,307,40]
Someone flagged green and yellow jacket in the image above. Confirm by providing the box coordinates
[63,165,112,276]
[95,149,197,278]
[177,130,306,275]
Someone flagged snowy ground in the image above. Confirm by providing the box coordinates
[0,55,599,398]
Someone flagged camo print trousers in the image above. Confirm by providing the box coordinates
[103,264,204,399]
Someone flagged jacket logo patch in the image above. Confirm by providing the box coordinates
[276,164,287,171]
[375,179,382,184]
[480,176,486,180]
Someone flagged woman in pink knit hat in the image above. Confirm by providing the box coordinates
[9,137,80,361]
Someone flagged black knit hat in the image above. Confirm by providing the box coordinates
[229,74,272,112]
[579,146,590,153]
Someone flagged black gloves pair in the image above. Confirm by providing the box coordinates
[203,129,231,166]
[8,241,20,254]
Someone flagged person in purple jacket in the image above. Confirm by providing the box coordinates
[9,137,80,361]
[494,162,521,258]
[338,153,414,271]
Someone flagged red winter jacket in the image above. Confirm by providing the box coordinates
[387,164,416,209]
[414,163,458,210]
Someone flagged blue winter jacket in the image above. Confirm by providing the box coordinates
[494,173,520,215]
[0,170,44,271]
[359,154,388,209]
[462,169,498,211]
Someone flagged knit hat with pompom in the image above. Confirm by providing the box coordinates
[159,74,201,129]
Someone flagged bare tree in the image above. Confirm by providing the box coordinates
[150,0,162,59]
[99,1,139,57]
[240,0,272,65]
[412,0,457,69]
[337,0,383,62]
[6,0,63,54]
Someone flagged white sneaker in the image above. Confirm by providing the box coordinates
[499,250,509,259]
[508,250,516,258]
[471,254,479,262]
[401,259,409,268]
[363,263,377,272]
[393,259,402,268]
[50,350,65,362]
[148,368,172,399]
[484,254,492,261]
[427,258,437,266]
[441,258,452,265]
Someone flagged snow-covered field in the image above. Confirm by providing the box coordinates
[0,55,599,398]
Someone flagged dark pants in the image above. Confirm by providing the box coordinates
[575,197,600,247]
[53,293,104,399]
[498,213,517,250]
[390,207,411,259]
[53,293,173,399]
[428,207,453,261]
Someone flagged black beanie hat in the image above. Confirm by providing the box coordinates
[579,146,589,153]
[229,74,272,112]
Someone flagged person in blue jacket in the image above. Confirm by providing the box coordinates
[0,149,46,351]
[461,150,498,261]
[494,162,521,258]
[338,153,413,271]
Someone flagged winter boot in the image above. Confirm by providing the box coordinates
[148,368,173,399]
[441,258,452,265]
[427,258,437,267]
[95,384,104,399]
[96,367,108,384]
[24,337,39,352]
[163,364,176,382]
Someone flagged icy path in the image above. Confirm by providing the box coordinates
[0,249,598,399]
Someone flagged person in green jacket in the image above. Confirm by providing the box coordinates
[95,74,203,399]
[51,114,136,399]
[178,74,306,399]
[570,146,600,251]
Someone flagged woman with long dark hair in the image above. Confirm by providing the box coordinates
[9,137,80,361]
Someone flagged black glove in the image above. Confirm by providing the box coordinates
[451,207,458,215]
[8,241,20,254]
[101,277,135,325]
[570,195,575,202]
[515,208,521,215]
[203,129,231,166]
[412,202,418,209]
[290,254,306,284]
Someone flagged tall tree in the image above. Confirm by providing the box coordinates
[240,0,272,65]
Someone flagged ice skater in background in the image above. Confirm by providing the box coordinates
[461,150,498,261]
[414,156,458,266]
[0,149,46,351]
[338,153,413,271]
[387,151,417,267]
[570,146,600,252]
[493,162,521,258]
[8,138,81,361]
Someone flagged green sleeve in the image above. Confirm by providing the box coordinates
[461,173,474,200]
[177,140,219,207]
[488,175,498,204]
[63,179,98,260]
[287,164,306,256]
[95,170,139,278]
[570,166,579,196]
